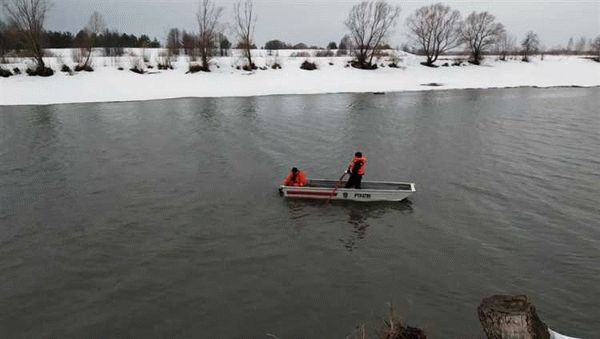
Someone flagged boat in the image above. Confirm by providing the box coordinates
[279,179,416,202]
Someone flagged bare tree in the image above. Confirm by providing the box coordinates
[406,3,462,67]
[3,0,52,75]
[217,32,231,56]
[339,34,353,51]
[496,32,516,61]
[233,0,256,69]
[566,37,573,55]
[196,0,223,71]
[344,0,401,69]
[79,11,105,70]
[591,35,600,61]
[166,28,181,56]
[574,36,587,54]
[337,34,353,56]
[521,31,539,62]
[181,30,197,57]
[0,19,8,63]
[461,11,504,64]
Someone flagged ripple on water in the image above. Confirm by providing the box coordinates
[0,88,598,338]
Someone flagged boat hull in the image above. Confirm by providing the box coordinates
[279,179,415,202]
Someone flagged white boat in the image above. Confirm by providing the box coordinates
[279,179,416,202]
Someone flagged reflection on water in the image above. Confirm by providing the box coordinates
[341,200,414,252]
[286,199,413,251]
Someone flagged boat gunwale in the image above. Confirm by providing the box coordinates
[280,179,416,193]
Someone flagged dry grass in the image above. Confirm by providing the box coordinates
[347,304,427,339]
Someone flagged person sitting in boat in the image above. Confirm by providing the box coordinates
[283,167,308,186]
[345,152,367,189]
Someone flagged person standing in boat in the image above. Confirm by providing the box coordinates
[283,167,308,186]
[345,152,367,189]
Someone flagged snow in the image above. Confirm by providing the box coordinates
[551,329,580,339]
[1,48,599,106]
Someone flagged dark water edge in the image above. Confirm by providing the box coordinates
[0,87,599,338]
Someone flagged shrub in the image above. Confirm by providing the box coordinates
[61,64,72,73]
[271,63,282,69]
[156,51,174,70]
[130,65,146,74]
[187,64,203,73]
[300,60,317,70]
[314,50,334,57]
[147,65,154,69]
[74,64,94,72]
[26,67,54,77]
[442,62,449,67]
[336,49,348,56]
[242,63,257,71]
[388,63,399,68]
[290,51,310,58]
[264,39,289,50]
[117,66,124,70]
[350,61,377,70]
[13,68,21,75]
[157,63,174,70]
[421,62,439,68]
[329,62,334,66]
[388,54,403,66]
[293,43,308,49]
[0,67,13,78]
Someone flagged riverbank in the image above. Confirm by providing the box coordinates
[1,49,598,105]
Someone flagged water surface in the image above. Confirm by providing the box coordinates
[1,88,599,338]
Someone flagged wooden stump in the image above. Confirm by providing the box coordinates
[478,295,550,339]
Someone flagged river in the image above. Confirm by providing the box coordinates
[1,88,599,338]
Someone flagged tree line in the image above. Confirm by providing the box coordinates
[0,28,160,51]
[2,0,599,76]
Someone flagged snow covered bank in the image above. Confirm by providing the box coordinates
[1,49,598,106]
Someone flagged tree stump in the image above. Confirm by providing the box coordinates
[478,295,550,339]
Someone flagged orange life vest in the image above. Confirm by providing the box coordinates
[347,156,367,175]
[283,170,308,186]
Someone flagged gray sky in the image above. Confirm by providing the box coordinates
[38,0,600,48]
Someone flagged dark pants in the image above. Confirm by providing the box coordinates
[345,173,363,189]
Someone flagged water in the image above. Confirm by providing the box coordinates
[1,88,599,338]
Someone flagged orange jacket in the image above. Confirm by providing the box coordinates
[283,170,308,186]
[347,156,367,175]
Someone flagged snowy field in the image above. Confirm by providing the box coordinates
[0,50,588,339]
[1,48,598,106]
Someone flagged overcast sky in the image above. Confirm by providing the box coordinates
[35,0,600,48]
